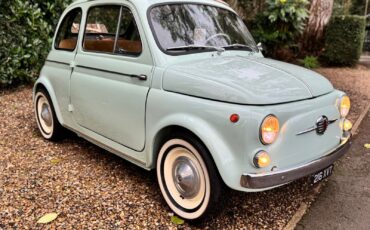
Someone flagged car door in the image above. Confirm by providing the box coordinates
[70,4,153,151]
[46,7,82,123]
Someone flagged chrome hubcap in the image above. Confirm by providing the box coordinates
[172,156,200,199]
[41,103,52,127]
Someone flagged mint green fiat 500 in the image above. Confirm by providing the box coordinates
[34,0,352,220]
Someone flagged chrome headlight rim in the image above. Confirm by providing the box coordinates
[259,114,280,145]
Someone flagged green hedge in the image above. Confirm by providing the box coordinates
[322,15,366,66]
[0,0,71,88]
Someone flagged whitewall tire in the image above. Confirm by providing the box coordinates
[34,89,65,141]
[157,134,222,220]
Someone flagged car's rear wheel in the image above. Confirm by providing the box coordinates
[156,133,222,220]
[34,89,65,141]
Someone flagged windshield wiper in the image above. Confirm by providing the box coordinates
[222,43,257,52]
[166,45,225,52]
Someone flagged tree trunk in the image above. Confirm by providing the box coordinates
[302,0,334,54]
[227,0,245,19]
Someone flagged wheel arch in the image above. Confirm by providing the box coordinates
[148,120,233,188]
[33,79,64,125]
[152,125,205,165]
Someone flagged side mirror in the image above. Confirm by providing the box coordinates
[257,42,264,52]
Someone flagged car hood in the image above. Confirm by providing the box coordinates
[162,55,334,105]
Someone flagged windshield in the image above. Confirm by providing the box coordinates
[149,4,258,54]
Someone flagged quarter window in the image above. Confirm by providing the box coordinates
[83,5,142,55]
[55,8,82,51]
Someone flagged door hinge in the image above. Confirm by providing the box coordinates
[70,61,76,68]
[68,104,74,112]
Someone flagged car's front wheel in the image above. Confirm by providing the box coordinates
[156,134,222,220]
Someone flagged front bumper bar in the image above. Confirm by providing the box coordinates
[240,135,352,189]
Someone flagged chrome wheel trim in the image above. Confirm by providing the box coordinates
[41,103,53,127]
[35,92,54,138]
[172,156,200,199]
[164,147,205,209]
[157,139,211,220]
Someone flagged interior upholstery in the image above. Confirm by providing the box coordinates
[116,40,142,54]
[58,38,142,54]
[84,39,115,52]
[58,38,77,50]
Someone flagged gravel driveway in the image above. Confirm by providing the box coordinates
[0,66,369,229]
[316,65,370,123]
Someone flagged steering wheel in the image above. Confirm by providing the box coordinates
[204,33,231,45]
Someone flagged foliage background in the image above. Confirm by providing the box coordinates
[0,0,368,88]
[234,0,367,62]
[0,0,72,87]
[250,0,309,59]
[321,15,366,66]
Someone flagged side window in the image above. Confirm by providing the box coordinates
[55,8,82,51]
[83,5,142,56]
[83,5,121,53]
[115,8,142,55]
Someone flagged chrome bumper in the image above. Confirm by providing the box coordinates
[240,135,352,189]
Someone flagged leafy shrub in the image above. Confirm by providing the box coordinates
[350,0,369,15]
[333,0,352,16]
[299,56,320,69]
[0,0,71,88]
[251,0,309,58]
[321,15,366,66]
[0,1,51,86]
[30,0,72,30]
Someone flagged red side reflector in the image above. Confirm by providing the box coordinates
[230,114,239,123]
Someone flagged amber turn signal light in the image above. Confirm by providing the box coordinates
[340,119,352,132]
[253,151,271,168]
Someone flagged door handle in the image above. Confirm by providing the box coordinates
[131,74,147,81]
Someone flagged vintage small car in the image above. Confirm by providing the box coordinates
[33,0,352,220]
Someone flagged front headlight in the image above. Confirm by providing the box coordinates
[339,95,351,118]
[260,115,280,145]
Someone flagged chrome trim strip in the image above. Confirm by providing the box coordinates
[296,126,316,135]
[296,118,338,136]
[76,64,147,80]
[240,134,351,189]
[46,59,70,66]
